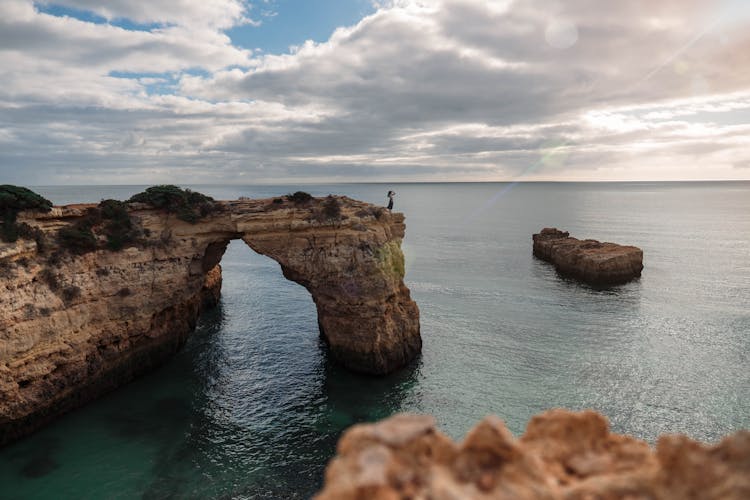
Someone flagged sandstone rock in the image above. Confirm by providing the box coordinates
[533,228,643,285]
[0,196,420,445]
[316,410,750,499]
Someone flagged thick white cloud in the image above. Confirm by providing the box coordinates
[37,0,253,28]
[5,2,250,70]
[0,0,749,184]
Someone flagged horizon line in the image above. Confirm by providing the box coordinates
[23,179,750,187]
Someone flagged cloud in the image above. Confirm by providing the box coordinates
[1,0,749,183]
[36,0,253,28]
[9,3,250,68]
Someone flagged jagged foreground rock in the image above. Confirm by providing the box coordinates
[533,228,644,285]
[316,410,750,499]
[0,197,420,445]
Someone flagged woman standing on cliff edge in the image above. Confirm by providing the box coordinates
[387,191,395,211]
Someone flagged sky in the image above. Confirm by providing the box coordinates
[1,0,749,184]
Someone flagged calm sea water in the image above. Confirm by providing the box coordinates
[1,182,748,499]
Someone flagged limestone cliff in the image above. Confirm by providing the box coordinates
[533,228,644,285]
[316,410,750,499]
[0,196,420,445]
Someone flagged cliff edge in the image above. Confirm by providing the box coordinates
[0,195,420,445]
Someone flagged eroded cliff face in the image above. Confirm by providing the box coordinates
[0,197,420,445]
[316,410,750,499]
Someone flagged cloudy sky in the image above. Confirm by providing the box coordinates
[1,0,749,184]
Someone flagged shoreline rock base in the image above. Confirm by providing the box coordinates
[533,228,643,285]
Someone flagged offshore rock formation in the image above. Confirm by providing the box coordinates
[533,228,644,285]
[316,410,750,499]
[0,196,420,445]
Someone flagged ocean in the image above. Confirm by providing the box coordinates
[1,182,748,499]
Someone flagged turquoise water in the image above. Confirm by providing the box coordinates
[1,182,749,498]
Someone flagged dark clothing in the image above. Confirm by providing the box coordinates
[387,198,394,210]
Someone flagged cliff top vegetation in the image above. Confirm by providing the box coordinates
[128,185,217,223]
[286,191,313,205]
[0,185,53,242]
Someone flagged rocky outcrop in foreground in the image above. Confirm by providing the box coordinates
[0,196,420,445]
[316,410,750,499]
[533,228,643,285]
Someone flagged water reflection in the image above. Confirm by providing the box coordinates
[319,350,422,428]
[136,259,421,499]
[1,183,747,499]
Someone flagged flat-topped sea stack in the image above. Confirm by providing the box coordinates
[316,410,750,499]
[0,192,420,445]
[533,228,644,285]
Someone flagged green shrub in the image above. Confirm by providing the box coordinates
[322,195,342,221]
[99,199,128,220]
[355,207,385,220]
[56,200,143,253]
[286,191,313,205]
[1,211,18,242]
[128,185,217,223]
[17,223,47,252]
[58,224,97,253]
[0,185,53,242]
[99,199,136,250]
[310,196,344,224]
[176,210,199,224]
[58,207,100,254]
[0,185,53,213]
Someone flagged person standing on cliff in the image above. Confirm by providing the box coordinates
[386,190,395,211]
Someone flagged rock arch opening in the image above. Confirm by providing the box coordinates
[195,211,421,375]
[0,196,420,445]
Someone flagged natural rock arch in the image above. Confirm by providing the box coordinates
[0,196,420,445]
[198,219,421,374]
